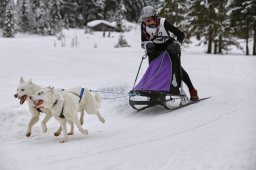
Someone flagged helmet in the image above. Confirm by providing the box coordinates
[141,6,156,20]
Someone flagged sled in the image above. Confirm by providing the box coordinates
[129,37,208,111]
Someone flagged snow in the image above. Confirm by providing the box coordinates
[0,26,256,170]
[87,20,116,28]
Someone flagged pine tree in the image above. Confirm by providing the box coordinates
[242,0,256,55]
[227,0,252,55]
[144,0,159,7]
[208,0,230,54]
[0,0,9,28]
[186,0,215,53]
[31,0,41,33]
[60,0,78,28]
[78,0,102,24]
[159,0,188,27]
[18,0,30,32]
[101,0,119,21]
[3,4,15,37]
[49,0,62,35]
[185,0,235,54]
[159,0,189,42]
[122,0,146,22]
[36,1,50,34]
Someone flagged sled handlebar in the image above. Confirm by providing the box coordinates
[150,36,170,41]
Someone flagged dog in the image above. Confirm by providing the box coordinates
[31,87,88,143]
[14,77,105,137]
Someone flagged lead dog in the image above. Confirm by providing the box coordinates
[31,87,88,143]
[14,77,105,137]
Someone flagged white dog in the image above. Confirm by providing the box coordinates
[14,77,105,137]
[31,87,88,143]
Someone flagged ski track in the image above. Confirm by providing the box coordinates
[47,116,222,165]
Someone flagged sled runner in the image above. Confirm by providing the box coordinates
[129,37,209,111]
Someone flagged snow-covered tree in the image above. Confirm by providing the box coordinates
[0,0,10,28]
[186,0,214,53]
[144,0,159,7]
[241,0,256,55]
[159,0,189,42]
[185,0,235,54]
[60,0,78,28]
[122,0,146,22]
[3,4,15,37]
[78,0,102,24]
[30,0,41,33]
[49,0,62,35]
[227,0,253,55]
[17,0,30,32]
[100,0,119,21]
[159,0,188,26]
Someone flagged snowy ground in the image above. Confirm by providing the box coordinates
[0,26,256,170]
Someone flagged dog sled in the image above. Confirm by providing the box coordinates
[129,37,209,111]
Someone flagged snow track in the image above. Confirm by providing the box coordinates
[0,29,256,170]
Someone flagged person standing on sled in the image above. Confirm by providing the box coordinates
[140,6,199,101]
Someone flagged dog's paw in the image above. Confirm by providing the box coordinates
[54,132,61,136]
[41,123,47,133]
[80,118,84,125]
[26,132,31,137]
[59,140,65,143]
[100,118,105,123]
[43,128,47,133]
[68,132,74,135]
[81,129,88,135]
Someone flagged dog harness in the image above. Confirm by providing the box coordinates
[36,108,42,113]
[52,98,65,118]
[69,88,85,103]
[59,106,65,118]
[54,88,85,118]
[49,88,84,119]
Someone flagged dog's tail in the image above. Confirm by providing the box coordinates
[94,93,101,108]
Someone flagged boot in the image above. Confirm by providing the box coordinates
[190,89,199,101]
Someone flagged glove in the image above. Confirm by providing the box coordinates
[174,41,181,54]
[145,42,155,56]
[167,41,181,54]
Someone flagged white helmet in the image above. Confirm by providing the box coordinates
[141,6,156,20]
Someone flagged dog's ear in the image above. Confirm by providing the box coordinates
[28,78,32,84]
[20,77,24,83]
[48,86,54,91]
[46,86,51,89]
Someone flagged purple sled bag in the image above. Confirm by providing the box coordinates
[133,52,172,92]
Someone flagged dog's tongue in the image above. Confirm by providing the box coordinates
[19,100,23,105]
[35,100,44,108]
[19,96,27,105]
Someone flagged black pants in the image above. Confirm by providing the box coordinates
[181,66,195,92]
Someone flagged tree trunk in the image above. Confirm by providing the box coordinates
[214,40,217,54]
[207,29,212,54]
[246,34,249,56]
[253,25,256,56]
[218,35,222,54]
[245,20,250,56]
